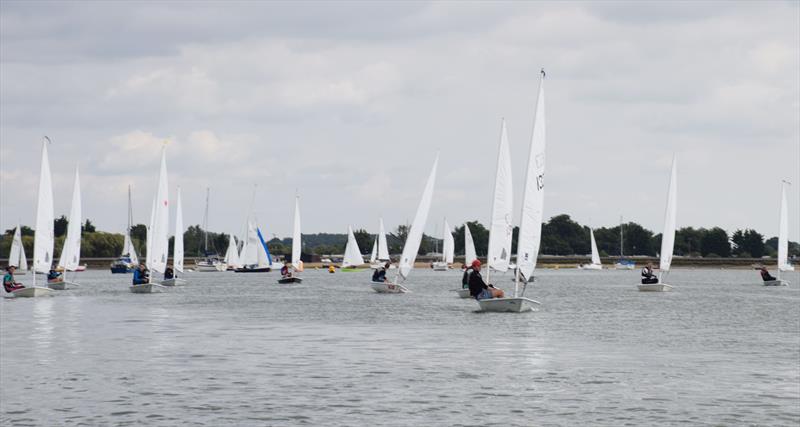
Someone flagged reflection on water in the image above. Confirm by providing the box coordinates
[1,268,798,426]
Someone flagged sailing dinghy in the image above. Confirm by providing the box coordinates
[372,155,438,293]
[578,228,602,270]
[131,145,169,293]
[50,167,83,290]
[453,223,477,298]
[13,138,55,297]
[161,186,186,286]
[279,195,304,284]
[477,74,547,313]
[433,218,454,270]
[369,218,394,269]
[8,225,28,275]
[638,155,677,292]
[341,226,366,271]
[764,181,792,286]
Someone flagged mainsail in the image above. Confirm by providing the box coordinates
[398,155,438,279]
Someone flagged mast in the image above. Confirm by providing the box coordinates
[619,215,624,258]
[204,187,210,254]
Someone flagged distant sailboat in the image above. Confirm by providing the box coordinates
[638,155,677,292]
[614,216,635,269]
[111,185,138,273]
[195,188,226,272]
[341,226,365,271]
[279,195,304,284]
[433,218,454,271]
[372,155,438,293]
[8,225,28,275]
[224,234,241,270]
[132,145,170,293]
[369,218,393,269]
[50,166,82,289]
[161,186,186,286]
[764,181,792,286]
[478,72,547,313]
[578,228,602,270]
[14,137,54,297]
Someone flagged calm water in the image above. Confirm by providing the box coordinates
[1,267,798,426]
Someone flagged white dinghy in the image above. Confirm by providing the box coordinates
[638,156,677,292]
[8,224,29,275]
[131,145,169,294]
[51,166,83,290]
[224,234,241,271]
[764,181,792,286]
[578,229,602,270]
[14,138,55,298]
[369,218,394,269]
[279,195,304,284]
[373,155,438,293]
[161,186,186,286]
[433,218,454,271]
[341,226,366,271]
[478,75,546,313]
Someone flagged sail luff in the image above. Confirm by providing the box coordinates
[398,155,438,279]
[659,155,678,274]
[487,119,514,273]
[174,186,184,273]
[33,138,55,274]
[517,74,547,281]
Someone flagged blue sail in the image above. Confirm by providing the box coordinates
[256,227,273,265]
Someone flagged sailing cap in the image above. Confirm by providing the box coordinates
[471,260,481,268]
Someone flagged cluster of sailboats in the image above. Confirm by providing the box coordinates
[7,70,794,307]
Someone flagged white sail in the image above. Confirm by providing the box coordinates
[256,226,270,268]
[398,155,438,279]
[378,218,390,260]
[443,218,454,264]
[174,186,184,273]
[342,225,364,268]
[487,119,514,273]
[58,167,82,271]
[778,181,793,272]
[464,223,477,266]
[242,220,259,266]
[9,225,27,270]
[291,196,302,270]
[225,235,240,268]
[517,74,547,281]
[33,138,55,274]
[146,197,155,269]
[659,155,678,274]
[369,238,378,263]
[122,185,139,264]
[149,147,170,274]
[590,229,601,266]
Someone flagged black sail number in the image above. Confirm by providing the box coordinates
[536,174,544,190]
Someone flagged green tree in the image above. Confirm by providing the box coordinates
[54,215,69,238]
[674,227,704,256]
[82,219,96,233]
[452,221,490,257]
[353,228,372,255]
[700,227,730,257]
[731,229,765,258]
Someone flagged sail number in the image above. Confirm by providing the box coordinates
[536,174,544,190]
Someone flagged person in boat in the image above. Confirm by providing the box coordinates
[3,266,25,293]
[372,262,390,283]
[164,266,174,280]
[641,262,658,284]
[467,260,504,299]
[759,266,776,282]
[280,263,292,278]
[132,263,148,285]
[47,268,62,283]
[461,263,474,289]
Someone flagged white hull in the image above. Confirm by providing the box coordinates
[129,284,165,293]
[195,264,224,272]
[578,264,602,270]
[477,297,540,313]
[46,280,79,290]
[160,278,186,286]
[11,286,53,298]
[638,283,673,292]
[371,282,408,293]
[615,263,635,270]
[452,288,471,298]
[432,262,448,271]
[763,280,789,287]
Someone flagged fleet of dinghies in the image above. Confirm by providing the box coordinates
[4,70,796,307]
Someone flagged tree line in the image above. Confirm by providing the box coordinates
[2,214,798,260]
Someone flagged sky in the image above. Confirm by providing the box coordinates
[1,1,798,242]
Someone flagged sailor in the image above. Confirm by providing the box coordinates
[467,260,504,300]
[372,262,390,283]
[641,262,658,284]
[132,263,148,285]
[3,266,25,293]
[280,263,292,278]
[461,263,474,289]
[47,268,62,283]
[759,266,776,282]
[164,266,174,280]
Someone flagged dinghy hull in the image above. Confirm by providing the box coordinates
[637,283,673,292]
[477,297,540,313]
[278,277,303,284]
[11,286,53,298]
[452,288,471,298]
[371,282,408,293]
[160,278,186,286]
[46,281,66,290]
[763,280,789,287]
[234,267,271,273]
[129,284,164,293]
[579,264,602,270]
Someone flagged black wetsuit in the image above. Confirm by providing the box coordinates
[468,270,489,298]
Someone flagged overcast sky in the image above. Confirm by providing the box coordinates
[1,1,798,242]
